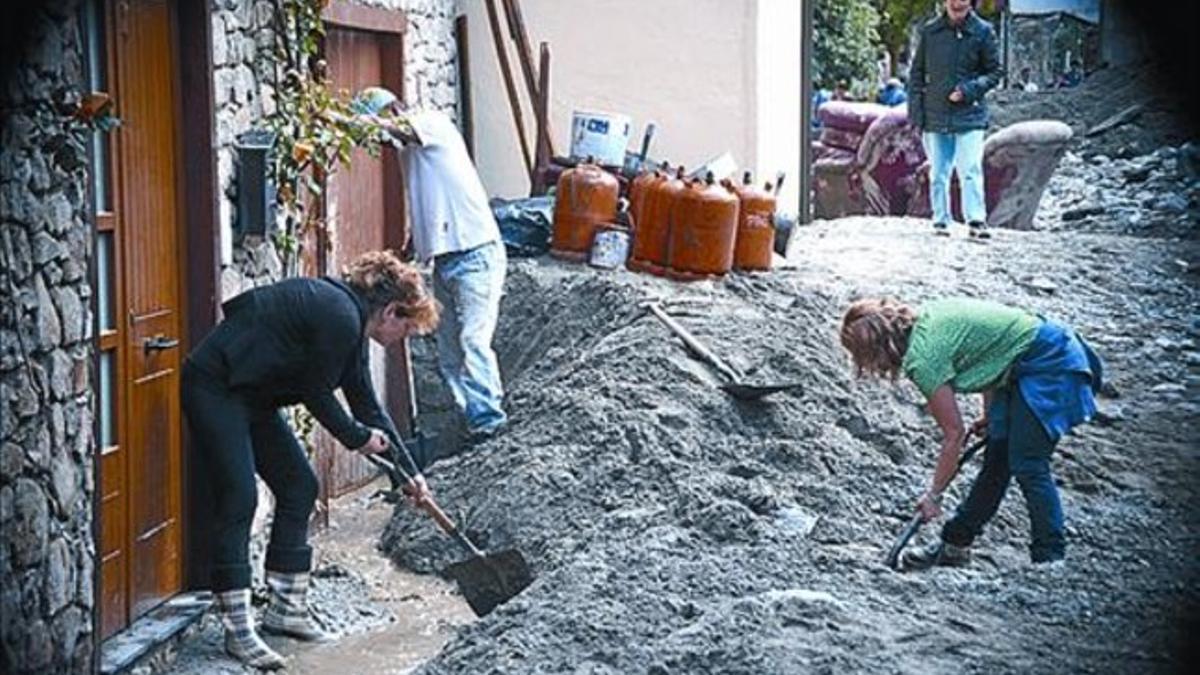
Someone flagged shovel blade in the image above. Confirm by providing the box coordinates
[445,549,533,617]
[720,381,804,400]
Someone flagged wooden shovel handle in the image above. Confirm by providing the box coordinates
[646,303,741,383]
[419,498,457,536]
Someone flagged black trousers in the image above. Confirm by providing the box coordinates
[181,361,319,591]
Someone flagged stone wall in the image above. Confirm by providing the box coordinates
[1009,13,1100,89]
[0,2,96,673]
[213,0,460,299]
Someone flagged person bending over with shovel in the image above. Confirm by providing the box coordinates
[182,251,436,669]
[839,297,1102,570]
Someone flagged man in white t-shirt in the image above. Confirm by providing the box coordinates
[352,87,508,443]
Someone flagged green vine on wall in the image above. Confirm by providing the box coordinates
[265,0,394,278]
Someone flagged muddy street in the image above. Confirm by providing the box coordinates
[161,483,474,675]
[375,216,1199,674]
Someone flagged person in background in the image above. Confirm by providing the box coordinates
[812,85,832,131]
[182,251,437,669]
[352,87,510,447]
[1016,66,1040,93]
[839,297,1103,571]
[907,0,1003,239]
[878,77,908,107]
[1057,60,1084,88]
[832,80,852,102]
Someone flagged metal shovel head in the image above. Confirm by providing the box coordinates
[720,381,804,400]
[445,548,533,617]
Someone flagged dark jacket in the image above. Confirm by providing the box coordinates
[907,11,1001,133]
[186,276,417,475]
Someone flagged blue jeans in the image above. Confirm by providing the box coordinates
[923,130,986,225]
[432,241,507,432]
[941,386,1066,562]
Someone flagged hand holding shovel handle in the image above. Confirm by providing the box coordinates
[361,446,533,617]
[884,432,989,570]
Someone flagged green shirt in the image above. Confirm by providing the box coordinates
[901,298,1040,399]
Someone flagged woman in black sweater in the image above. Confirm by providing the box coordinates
[182,251,438,668]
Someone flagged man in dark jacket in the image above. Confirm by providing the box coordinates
[182,251,438,669]
[907,0,1002,238]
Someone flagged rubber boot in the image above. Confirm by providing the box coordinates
[261,570,335,642]
[215,589,286,670]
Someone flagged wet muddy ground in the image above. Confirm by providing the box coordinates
[166,158,1197,673]
[383,216,1198,674]
[161,481,473,674]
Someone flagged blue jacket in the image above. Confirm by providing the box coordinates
[907,11,1002,133]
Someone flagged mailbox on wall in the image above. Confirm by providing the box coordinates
[234,129,277,237]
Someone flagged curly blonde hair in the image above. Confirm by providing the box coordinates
[343,250,439,334]
[839,298,917,380]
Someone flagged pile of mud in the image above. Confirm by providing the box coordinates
[989,63,1198,160]
[1034,146,1199,240]
[387,219,1198,673]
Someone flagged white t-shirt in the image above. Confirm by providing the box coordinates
[398,110,500,261]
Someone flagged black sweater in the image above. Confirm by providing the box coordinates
[187,276,418,476]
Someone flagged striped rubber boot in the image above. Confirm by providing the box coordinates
[261,570,335,642]
[215,589,286,670]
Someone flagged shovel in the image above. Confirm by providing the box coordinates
[645,302,803,401]
[884,433,989,570]
[363,448,533,617]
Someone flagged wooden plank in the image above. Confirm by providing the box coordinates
[1086,103,1143,137]
[455,14,474,158]
[323,0,406,34]
[484,0,532,175]
[502,0,554,158]
[531,41,551,195]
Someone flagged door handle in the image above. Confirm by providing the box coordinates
[143,334,180,353]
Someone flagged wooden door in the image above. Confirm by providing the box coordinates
[312,19,412,502]
[94,0,185,637]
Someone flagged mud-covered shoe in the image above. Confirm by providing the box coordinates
[900,540,971,571]
[932,221,950,237]
[968,221,991,239]
[467,420,507,444]
[261,571,335,642]
[215,589,286,670]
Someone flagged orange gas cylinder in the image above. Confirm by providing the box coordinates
[667,171,740,281]
[628,166,686,276]
[628,161,670,230]
[732,171,777,272]
[551,158,619,261]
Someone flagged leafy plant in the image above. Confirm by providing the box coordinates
[264,0,395,277]
[814,0,883,90]
[873,0,937,77]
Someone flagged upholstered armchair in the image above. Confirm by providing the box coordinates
[813,102,925,218]
[906,120,1073,230]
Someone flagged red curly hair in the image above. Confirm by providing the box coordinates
[839,298,917,381]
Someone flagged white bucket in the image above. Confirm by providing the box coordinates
[589,227,630,270]
[570,110,631,167]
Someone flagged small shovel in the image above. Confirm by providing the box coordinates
[645,302,803,401]
[884,433,989,570]
[363,448,533,617]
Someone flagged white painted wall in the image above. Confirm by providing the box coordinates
[755,0,801,213]
[459,0,801,213]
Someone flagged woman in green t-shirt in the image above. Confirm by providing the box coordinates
[839,297,1101,569]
